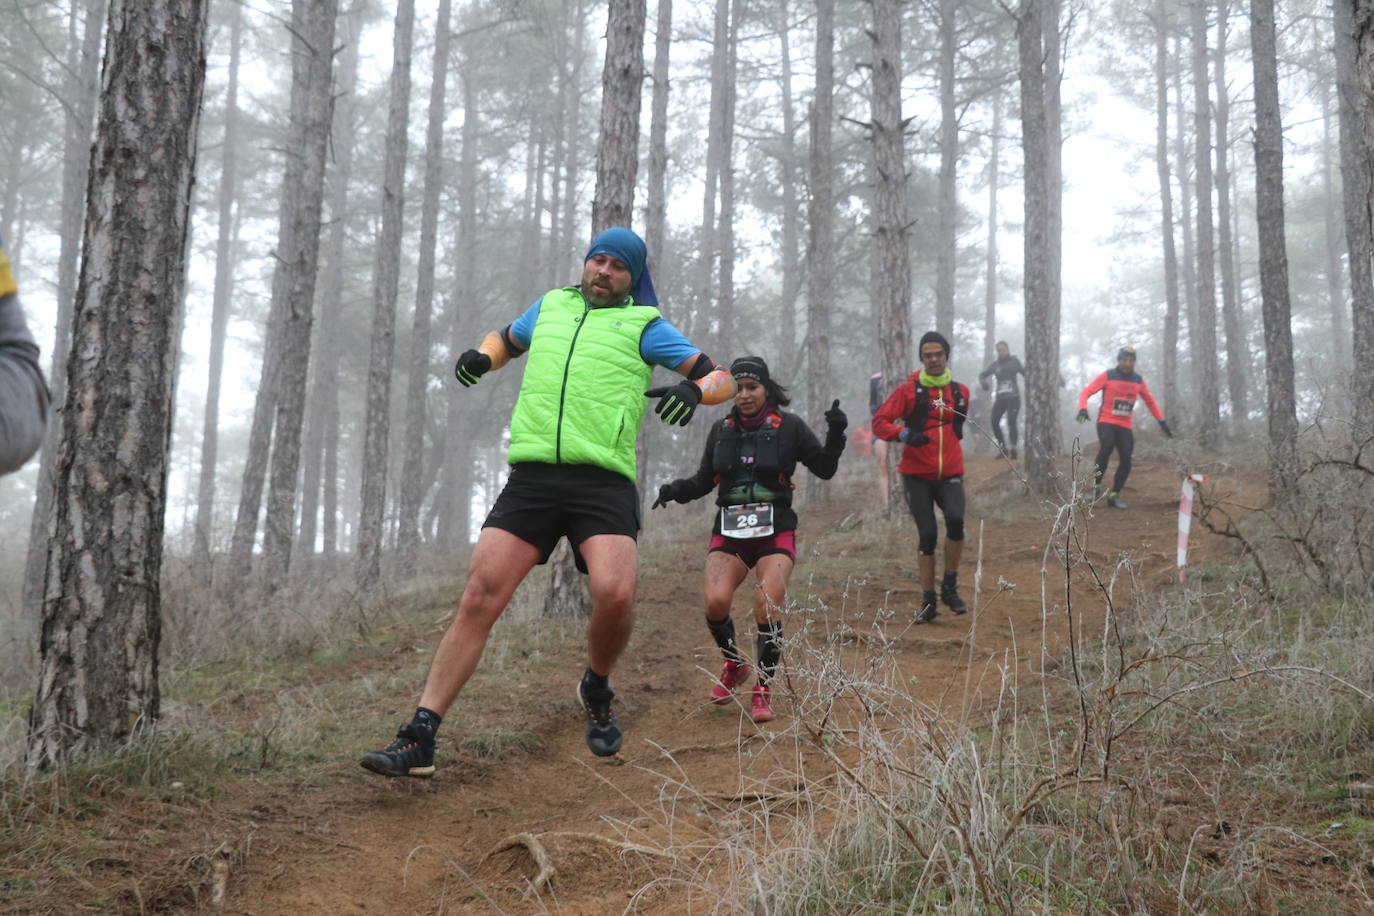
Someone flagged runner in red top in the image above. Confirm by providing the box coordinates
[1075,346,1173,508]
[872,331,971,623]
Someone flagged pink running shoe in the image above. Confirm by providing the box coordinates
[710,659,751,705]
[750,685,775,723]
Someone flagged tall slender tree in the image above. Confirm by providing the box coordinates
[982,91,1001,370]
[1019,0,1061,492]
[27,0,209,769]
[805,0,835,442]
[261,0,340,585]
[934,0,959,340]
[1250,0,1296,494]
[776,0,801,380]
[1212,0,1247,420]
[716,0,740,350]
[1338,0,1374,437]
[192,0,243,570]
[1154,0,1182,417]
[398,0,454,576]
[23,0,107,616]
[1191,0,1222,445]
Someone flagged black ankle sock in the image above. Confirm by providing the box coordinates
[706,616,743,662]
[582,667,609,693]
[942,571,958,590]
[411,706,441,742]
[922,589,937,607]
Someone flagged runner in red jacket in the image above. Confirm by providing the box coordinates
[873,331,971,623]
[1075,346,1173,509]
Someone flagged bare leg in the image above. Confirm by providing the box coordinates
[944,538,963,577]
[418,527,541,714]
[918,553,936,592]
[579,534,639,676]
[873,445,890,508]
[752,554,794,626]
[705,550,750,622]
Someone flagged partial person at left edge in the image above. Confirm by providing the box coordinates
[0,236,50,477]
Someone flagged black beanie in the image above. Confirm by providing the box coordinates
[730,355,770,383]
[918,331,951,356]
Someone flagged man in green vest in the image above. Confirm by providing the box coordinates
[361,227,735,776]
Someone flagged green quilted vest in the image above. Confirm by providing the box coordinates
[507,287,662,481]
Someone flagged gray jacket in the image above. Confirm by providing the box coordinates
[0,291,49,475]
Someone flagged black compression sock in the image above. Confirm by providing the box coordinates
[410,707,442,742]
[922,589,938,608]
[942,571,958,590]
[706,616,743,661]
[756,622,783,686]
[582,667,609,693]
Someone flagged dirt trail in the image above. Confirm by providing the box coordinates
[221,458,1229,914]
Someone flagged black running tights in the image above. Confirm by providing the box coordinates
[1093,423,1134,493]
[990,397,1020,446]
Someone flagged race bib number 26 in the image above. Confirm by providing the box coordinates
[720,502,775,539]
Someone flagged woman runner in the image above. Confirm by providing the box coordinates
[652,356,847,722]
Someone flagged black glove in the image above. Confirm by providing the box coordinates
[645,379,702,426]
[455,349,492,387]
[980,378,991,392]
[824,399,847,432]
[651,482,679,509]
[1159,418,1173,438]
[900,428,931,447]
[1076,408,1090,424]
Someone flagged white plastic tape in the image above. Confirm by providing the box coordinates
[1177,473,1208,582]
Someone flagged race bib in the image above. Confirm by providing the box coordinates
[720,502,774,539]
[1111,397,1134,416]
[996,378,1014,394]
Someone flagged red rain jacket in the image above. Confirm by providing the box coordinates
[872,371,969,480]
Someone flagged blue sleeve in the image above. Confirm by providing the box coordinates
[508,299,542,349]
[639,317,701,370]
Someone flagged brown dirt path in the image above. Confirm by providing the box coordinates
[219,457,1232,914]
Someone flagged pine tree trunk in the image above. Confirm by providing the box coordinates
[301,12,360,560]
[24,0,106,616]
[716,0,738,350]
[27,0,208,769]
[982,92,1001,369]
[397,0,452,577]
[1020,0,1059,493]
[777,0,800,381]
[192,0,241,572]
[260,0,339,587]
[1213,0,1248,420]
[1250,0,1297,495]
[357,0,415,593]
[871,0,912,505]
[1320,78,1350,377]
[692,0,729,342]
[645,0,672,269]
[438,57,479,551]
[1173,31,1199,419]
[1340,0,1374,437]
[1155,0,1182,418]
[1191,0,1223,445]
[590,0,645,230]
[806,0,835,452]
[934,0,958,340]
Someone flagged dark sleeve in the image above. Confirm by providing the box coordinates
[671,422,720,502]
[1015,357,1026,377]
[0,292,49,475]
[953,383,969,440]
[795,416,842,480]
[978,361,995,381]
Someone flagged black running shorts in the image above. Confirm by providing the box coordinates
[482,462,641,572]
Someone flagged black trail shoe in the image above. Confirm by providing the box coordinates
[915,595,938,624]
[577,679,623,757]
[360,724,435,778]
[941,583,969,615]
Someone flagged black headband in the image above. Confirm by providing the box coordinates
[730,356,770,383]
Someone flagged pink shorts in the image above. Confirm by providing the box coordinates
[708,529,797,569]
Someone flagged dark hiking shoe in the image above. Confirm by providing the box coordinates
[915,595,938,624]
[360,724,435,778]
[941,583,969,615]
[577,679,623,757]
[1106,491,1128,510]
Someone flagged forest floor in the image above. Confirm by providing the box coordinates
[6,454,1372,913]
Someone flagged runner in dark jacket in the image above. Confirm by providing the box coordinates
[977,341,1024,459]
[872,331,971,623]
[0,236,48,476]
[654,356,846,723]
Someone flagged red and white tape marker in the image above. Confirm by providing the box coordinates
[1177,473,1208,582]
